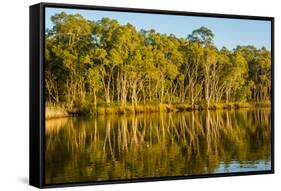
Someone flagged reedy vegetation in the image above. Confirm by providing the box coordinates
[45,12,271,116]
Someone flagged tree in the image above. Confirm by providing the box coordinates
[87,66,103,108]
[202,45,218,108]
[91,18,120,105]
[45,12,272,112]
[179,41,203,106]
[188,26,214,46]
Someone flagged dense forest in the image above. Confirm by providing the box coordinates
[45,12,271,117]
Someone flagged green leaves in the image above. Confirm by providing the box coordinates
[188,26,214,46]
[45,13,271,107]
[51,12,91,36]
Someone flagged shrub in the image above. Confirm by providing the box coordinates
[159,103,168,112]
[135,105,146,113]
[97,107,105,115]
[105,107,116,114]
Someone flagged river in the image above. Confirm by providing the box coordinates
[45,109,271,184]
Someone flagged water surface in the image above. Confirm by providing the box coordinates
[45,109,271,184]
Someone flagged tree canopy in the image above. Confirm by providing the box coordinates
[45,12,271,109]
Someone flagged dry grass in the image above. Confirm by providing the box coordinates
[46,101,271,118]
[46,105,69,119]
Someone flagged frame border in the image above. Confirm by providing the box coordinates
[30,2,274,188]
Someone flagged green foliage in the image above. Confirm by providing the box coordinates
[97,107,105,115]
[188,26,214,46]
[45,12,271,115]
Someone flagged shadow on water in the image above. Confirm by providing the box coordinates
[45,109,271,184]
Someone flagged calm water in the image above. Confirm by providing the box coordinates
[45,109,271,184]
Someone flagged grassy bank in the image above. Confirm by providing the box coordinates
[45,102,271,119]
[45,104,70,119]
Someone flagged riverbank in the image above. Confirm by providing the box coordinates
[46,105,71,119]
[45,102,271,119]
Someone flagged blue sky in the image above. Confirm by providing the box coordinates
[46,7,271,50]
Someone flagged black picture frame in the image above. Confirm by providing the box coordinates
[30,2,275,188]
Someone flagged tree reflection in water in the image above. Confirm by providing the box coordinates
[45,109,271,184]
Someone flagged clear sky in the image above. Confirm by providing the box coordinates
[45,7,271,50]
